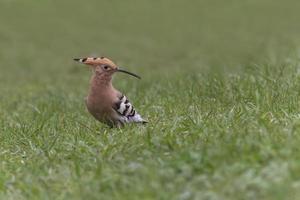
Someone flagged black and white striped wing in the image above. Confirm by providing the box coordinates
[114,95,146,123]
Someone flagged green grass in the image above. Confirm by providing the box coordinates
[2,0,300,199]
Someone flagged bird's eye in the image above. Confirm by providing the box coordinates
[103,65,109,70]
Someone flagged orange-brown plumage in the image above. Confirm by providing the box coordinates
[74,57,146,127]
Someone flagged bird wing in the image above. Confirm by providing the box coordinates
[113,94,147,124]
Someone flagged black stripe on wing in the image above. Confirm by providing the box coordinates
[114,95,136,118]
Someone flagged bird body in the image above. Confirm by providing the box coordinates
[74,57,147,127]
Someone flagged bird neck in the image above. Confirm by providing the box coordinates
[89,73,113,92]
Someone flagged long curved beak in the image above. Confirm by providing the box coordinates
[117,67,141,79]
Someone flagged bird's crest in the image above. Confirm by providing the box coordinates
[74,57,117,68]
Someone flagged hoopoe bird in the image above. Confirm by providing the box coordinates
[74,57,147,128]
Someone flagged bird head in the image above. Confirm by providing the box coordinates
[73,57,141,79]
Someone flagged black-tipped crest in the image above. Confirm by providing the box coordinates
[73,58,87,63]
[73,57,141,79]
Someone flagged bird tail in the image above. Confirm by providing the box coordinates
[127,113,148,124]
[141,119,148,124]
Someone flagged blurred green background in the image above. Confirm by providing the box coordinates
[2,0,300,199]
[1,0,300,81]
